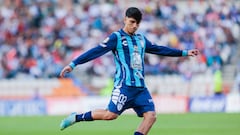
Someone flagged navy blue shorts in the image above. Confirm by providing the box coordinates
[107,85,155,117]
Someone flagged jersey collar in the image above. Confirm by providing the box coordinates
[119,29,136,36]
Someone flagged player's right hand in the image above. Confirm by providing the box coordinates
[60,65,73,78]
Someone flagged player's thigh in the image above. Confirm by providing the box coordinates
[143,111,157,121]
[107,86,132,115]
[133,89,155,117]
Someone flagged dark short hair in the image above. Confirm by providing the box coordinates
[125,7,142,23]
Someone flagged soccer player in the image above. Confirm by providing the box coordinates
[59,7,199,135]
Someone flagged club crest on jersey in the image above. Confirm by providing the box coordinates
[140,40,144,48]
[137,34,144,48]
[117,94,127,111]
[117,104,123,111]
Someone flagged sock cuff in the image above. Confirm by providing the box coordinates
[85,111,93,121]
[134,131,144,135]
[76,111,93,122]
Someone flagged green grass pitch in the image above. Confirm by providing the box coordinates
[0,113,240,135]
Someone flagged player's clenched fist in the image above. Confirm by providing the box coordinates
[188,49,200,57]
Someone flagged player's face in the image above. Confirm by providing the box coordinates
[123,17,140,35]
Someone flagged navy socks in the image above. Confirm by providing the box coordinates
[76,112,144,135]
[134,131,144,135]
[76,111,93,122]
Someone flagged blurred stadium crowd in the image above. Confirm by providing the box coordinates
[0,0,239,83]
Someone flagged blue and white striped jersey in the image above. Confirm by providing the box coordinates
[71,29,186,87]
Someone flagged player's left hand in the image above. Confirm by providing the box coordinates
[59,65,73,78]
[188,49,200,57]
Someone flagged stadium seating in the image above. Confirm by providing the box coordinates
[145,74,214,96]
[0,78,84,99]
[0,0,239,97]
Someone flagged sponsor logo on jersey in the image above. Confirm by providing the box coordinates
[121,36,128,46]
[122,40,128,46]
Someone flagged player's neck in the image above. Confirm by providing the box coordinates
[122,27,135,36]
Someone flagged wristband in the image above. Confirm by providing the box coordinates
[182,50,188,56]
[69,62,76,69]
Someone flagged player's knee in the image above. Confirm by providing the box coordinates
[151,114,157,123]
[103,114,118,120]
[144,112,157,123]
[149,114,157,123]
[103,112,118,120]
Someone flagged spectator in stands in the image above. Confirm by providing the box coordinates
[0,0,239,95]
[213,69,223,95]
